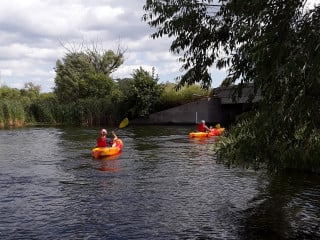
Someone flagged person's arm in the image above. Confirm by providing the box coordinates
[111,131,119,147]
[112,131,118,140]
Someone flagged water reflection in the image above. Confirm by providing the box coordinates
[93,154,121,172]
[240,171,320,240]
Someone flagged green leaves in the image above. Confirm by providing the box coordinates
[144,0,222,89]
[124,67,163,118]
[0,99,26,127]
[144,0,320,172]
[54,49,124,103]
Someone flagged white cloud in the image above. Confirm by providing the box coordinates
[84,6,124,27]
[0,0,226,92]
[0,69,12,77]
[305,0,320,10]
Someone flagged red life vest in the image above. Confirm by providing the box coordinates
[97,137,107,147]
[198,123,205,132]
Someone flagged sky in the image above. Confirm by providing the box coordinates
[0,0,227,93]
[0,0,318,93]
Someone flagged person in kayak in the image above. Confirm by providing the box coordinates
[97,129,108,147]
[97,129,118,147]
[110,131,119,147]
[197,120,210,132]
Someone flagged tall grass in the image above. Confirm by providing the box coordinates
[0,102,3,128]
[0,96,123,128]
[0,100,25,127]
[30,98,57,124]
[29,97,118,126]
[73,98,113,126]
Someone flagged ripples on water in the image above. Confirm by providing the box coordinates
[0,126,319,239]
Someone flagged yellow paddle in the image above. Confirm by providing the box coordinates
[108,118,129,145]
[118,117,129,129]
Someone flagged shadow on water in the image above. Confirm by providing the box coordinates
[239,170,320,240]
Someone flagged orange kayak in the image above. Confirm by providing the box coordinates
[92,139,123,158]
[189,128,225,138]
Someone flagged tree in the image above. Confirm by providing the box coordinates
[0,85,21,99]
[143,0,320,171]
[125,67,163,118]
[143,0,224,89]
[143,0,320,92]
[21,82,40,96]
[54,48,124,103]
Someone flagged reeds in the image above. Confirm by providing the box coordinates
[0,100,25,127]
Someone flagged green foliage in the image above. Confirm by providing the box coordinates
[217,1,320,172]
[217,110,320,173]
[20,82,40,100]
[0,85,21,99]
[87,49,124,75]
[155,82,210,111]
[124,67,163,118]
[30,94,58,123]
[0,84,42,126]
[28,94,117,126]
[0,99,25,126]
[143,0,222,89]
[54,49,123,103]
[144,0,320,171]
[74,97,114,126]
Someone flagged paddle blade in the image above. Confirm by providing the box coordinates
[119,118,129,129]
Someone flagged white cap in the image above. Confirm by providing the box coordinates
[101,129,107,134]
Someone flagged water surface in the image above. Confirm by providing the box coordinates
[0,126,319,239]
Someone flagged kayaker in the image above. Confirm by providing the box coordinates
[97,129,108,147]
[198,120,210,132]
[110,131,119,147]
[97,129,116,147]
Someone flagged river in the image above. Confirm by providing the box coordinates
[0,125,319,239]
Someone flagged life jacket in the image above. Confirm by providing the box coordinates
[112,138,123,149]
[211,128,219,136]
[197,123,205,132]
[97,137,107,147]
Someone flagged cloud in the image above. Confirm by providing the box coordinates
[5,0,318,93]
[0,0,226,92]
[305,0,320,10]
[0,69,12,77]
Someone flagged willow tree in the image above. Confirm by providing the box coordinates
[54,48,124,103]
[143,0,320,171]
[53,44,126,125]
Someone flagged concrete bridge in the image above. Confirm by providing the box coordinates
[136,84,262,126]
